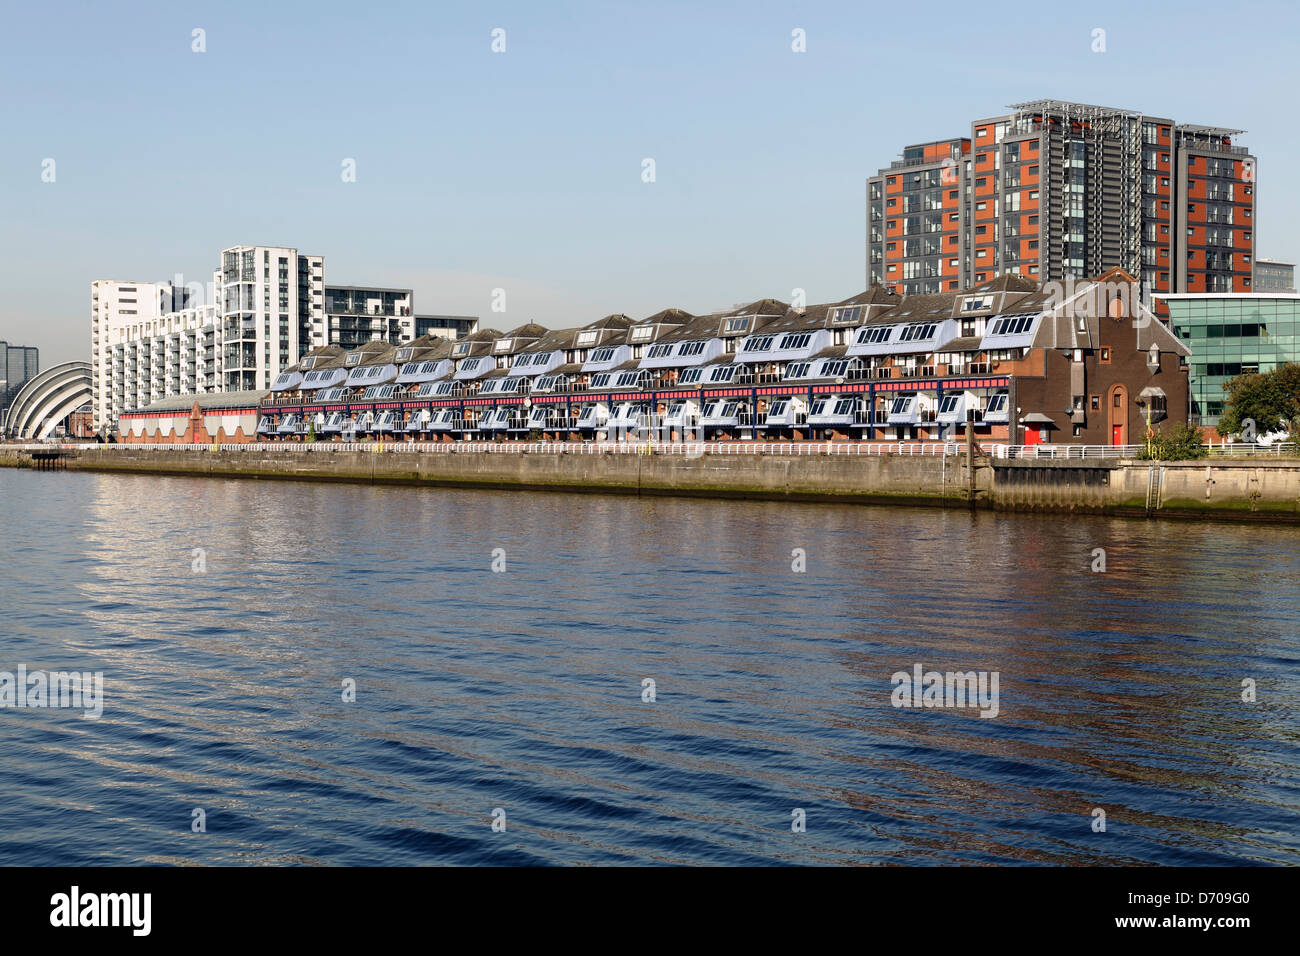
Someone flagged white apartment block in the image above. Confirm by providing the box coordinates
[219,245,325,393]
[91,280,188,429]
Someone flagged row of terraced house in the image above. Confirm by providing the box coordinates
[117,268,1190,447]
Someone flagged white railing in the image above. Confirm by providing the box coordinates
[990,442,1299,460]
[6,440,971,457]
[8,440,1295,460]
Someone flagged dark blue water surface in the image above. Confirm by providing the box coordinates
[0,467,1297,865]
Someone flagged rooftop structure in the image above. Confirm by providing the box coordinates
[92,244,479,430]
[130,270,1189,448]
[867,99,1257,314]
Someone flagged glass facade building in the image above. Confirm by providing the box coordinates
[1254,259,1295,293]
[1161,294,1300,426]
[1,340,40,414]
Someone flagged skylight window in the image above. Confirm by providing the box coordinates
[741,334,776,352]
[707,365,737,383]
[677,340,706,357]
[590,372,612,388]
[988,315,1035,336]
[784,362,811,380]
[899,323,938,342]
[855,326,893,345]
[777,332,812,350]
[679,367,705,384]
[589,347,616,363]
[820,359,848,378]
[647,343,674,358]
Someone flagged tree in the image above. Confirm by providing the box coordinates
[1137,423,1208,460]
[1218,363,1300,439]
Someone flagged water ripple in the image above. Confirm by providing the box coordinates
[0,468,1296,865]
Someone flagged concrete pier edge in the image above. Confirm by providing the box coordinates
[3,447,1299,523]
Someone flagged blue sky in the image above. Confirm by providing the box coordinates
[3,0,1298,366]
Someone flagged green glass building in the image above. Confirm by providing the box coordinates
[1159,294,1300,427]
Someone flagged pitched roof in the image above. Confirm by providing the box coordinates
[721,298,789,318]
[504,322,549,340]
[134,390,269,413]
[582,313,634,330]
[637,308,694,326]
[296,345,348,371]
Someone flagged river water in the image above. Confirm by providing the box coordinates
[0,467,1296,865]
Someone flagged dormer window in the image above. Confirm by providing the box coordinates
[395,348,412,362]
[629,326,653,342]
[830,306,862,325]
[722,317,751,335]
[494,338,513,353]
[962,295,993,312]
[589,346,616,363]
[576,331,598,346]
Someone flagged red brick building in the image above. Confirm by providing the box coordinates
[868,100,1256,319]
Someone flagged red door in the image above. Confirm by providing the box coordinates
[1025,427,1043,446]
[1112,425,1124,446]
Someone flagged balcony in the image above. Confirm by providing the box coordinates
[945,363,991,376]
[897,366,937,379]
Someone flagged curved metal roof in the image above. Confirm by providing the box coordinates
[4,361,92,439]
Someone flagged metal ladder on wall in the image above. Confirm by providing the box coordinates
[1145,465,1162,514]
